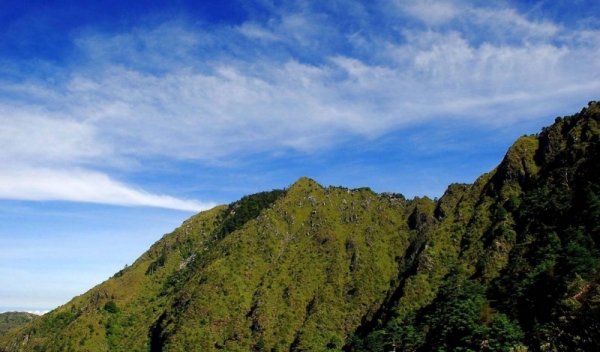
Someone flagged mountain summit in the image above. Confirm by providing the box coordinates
[2,102,600,351]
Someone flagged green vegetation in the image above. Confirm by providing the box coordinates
[1,102,599,351]
[348,101,600,351]
[104,301,120,314]
[0,312,37,337]
[216,189,287,238]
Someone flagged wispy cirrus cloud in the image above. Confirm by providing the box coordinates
[0,167,212,211]
[400,0,461,25]
[0,97,211,211]
[1,0,599,208]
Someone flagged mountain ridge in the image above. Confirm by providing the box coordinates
[2,101,600,351]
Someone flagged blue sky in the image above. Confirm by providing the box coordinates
[1,0,599,312]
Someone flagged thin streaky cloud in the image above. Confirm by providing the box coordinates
[0,168,213,212]
[401,0,461,25]
[0,1,598,207]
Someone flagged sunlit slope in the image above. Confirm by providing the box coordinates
[0,180,421,351]
[149,179,417,351]
[0,204,227,351]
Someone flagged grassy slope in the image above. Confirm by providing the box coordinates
[0,205,227,352]
[354,101,600,351]
[0,313,37,337]
[153,178,417,351]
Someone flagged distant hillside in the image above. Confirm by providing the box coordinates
[0,312,37,337]
[1,101,599,351]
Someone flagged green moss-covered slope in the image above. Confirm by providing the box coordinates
[0,313,37,337]
[352,101,600,352]
[1,101,600,351]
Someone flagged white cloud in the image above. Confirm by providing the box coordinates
[401,0,461,25]
[238,22,281,41]
[7,14,600,152]
[0,105,107,165]
[27,310,49,315]
[18,28,598,162]
[470,7,560,40]
[0,100,212,210]
[1,1,600,207]
[0,167,213,211]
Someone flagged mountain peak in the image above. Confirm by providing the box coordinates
[288,176,322,191]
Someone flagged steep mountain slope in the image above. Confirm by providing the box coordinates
[352,101,600,352]
[1,101,599,351]
[0,313,37,337]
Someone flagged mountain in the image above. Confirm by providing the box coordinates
[0,313,37,337]
[1,101,600,351]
